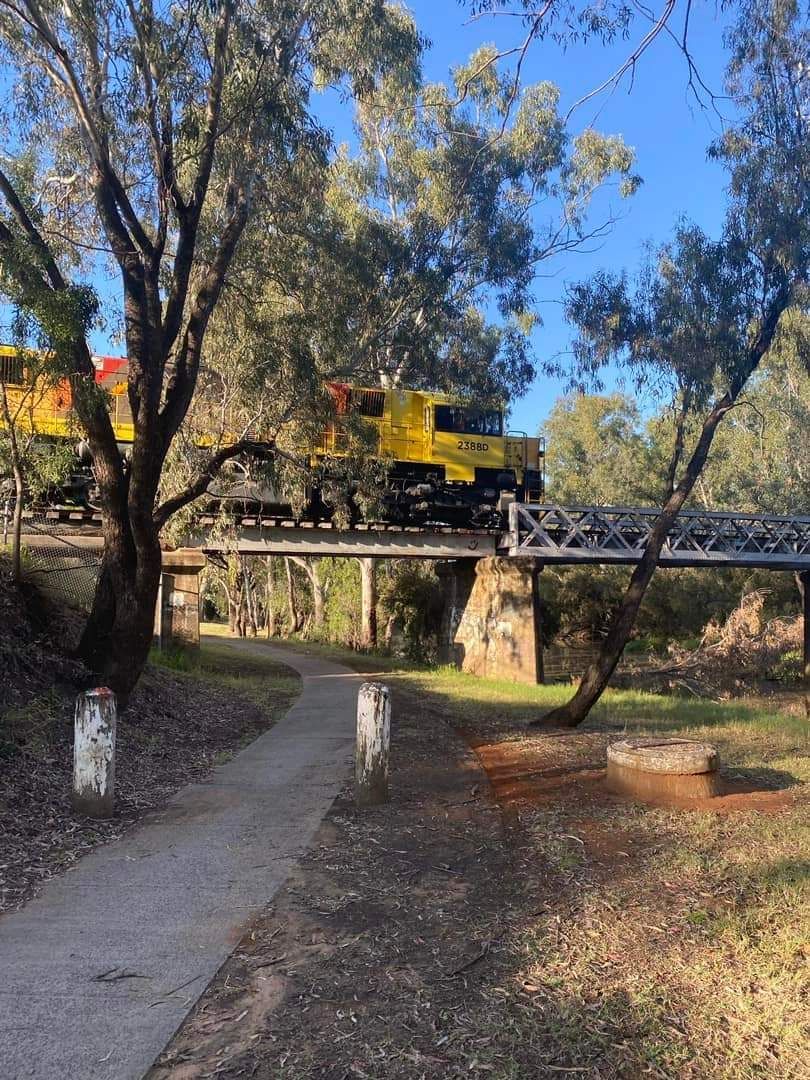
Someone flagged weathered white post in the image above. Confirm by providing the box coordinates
[72,687,117,818]
[355,682,390,807]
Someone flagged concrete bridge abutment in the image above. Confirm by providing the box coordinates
[437,557,544,684]
[154,549,207,651]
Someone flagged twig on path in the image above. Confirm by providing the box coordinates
[149,972,206,1007]
[93,967,151,982]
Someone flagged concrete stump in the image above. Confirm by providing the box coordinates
[72,688,117,818]
[606,737,721,801]
[355,682,390,807]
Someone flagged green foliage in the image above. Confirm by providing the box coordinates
[175,16,641,522]
[378,561,444,660]
[686,321,810,514]
[543,392,654,504]
[542,319,810,517]
[321,558,364,647]
[557,1,810,447]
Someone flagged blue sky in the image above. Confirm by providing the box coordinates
[372,0,737,434]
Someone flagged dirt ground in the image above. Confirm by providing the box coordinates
[149,668,808,1080]
[0,576,300,913]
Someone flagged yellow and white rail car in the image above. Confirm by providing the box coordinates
[1,346,544,523]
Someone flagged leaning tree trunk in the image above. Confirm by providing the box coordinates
[536,286,793,731]
[535,396,736,728]
[358,557,378,650]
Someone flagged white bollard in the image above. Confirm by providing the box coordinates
[355,682,390,807]
[72,687,117,818]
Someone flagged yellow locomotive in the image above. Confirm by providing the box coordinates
[0,347,544,524]
[316,383,544,525]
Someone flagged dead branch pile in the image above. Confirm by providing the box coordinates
[682,590,801,673]
[620,590,802,697]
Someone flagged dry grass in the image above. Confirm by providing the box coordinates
[401,673,809,1079]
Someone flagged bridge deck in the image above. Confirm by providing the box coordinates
[188,516,499,559]
[19,503,810,569]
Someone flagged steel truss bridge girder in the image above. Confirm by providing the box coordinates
[508,504,810,571]
[188,519,498,559]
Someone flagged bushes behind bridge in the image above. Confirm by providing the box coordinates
[201,554,803,665]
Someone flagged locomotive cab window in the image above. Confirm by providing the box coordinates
[434,405,502,437]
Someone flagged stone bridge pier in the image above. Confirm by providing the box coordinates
[437,557,544,684]
[154,549,207,650]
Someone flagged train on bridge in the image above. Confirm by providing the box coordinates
[0,346,544,527]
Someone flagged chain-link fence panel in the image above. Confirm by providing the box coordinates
[4,503,102,612]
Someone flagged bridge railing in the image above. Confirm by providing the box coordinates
[507,503,810,570]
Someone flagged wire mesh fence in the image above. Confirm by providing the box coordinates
[4,503,102,612]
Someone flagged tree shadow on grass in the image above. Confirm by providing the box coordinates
[722,764,803,791]
[746,857,810,891]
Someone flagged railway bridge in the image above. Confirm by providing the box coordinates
[19,502,810,683]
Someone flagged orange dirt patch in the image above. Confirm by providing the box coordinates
[468,733,800,816]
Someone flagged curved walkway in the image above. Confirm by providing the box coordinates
[0,641,361,1080]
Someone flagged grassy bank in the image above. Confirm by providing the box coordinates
[152,638,301,723]
[202,623,810,783]
[184,627,809,1078]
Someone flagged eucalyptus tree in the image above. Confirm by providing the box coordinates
[0,338,75,581]
[542,393,654,506]
[538,0,810,727]
[176,39,641,640]
[328,48,639,398]
[687,314,810,515]
[182,36,642,427]
[0,0,419,699]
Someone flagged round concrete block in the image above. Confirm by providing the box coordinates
[606,737,721,801]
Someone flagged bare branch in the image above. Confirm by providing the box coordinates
[0,167,67,290]
[564,0,677,123]
[161,0,233,356]
[153,437,263,527]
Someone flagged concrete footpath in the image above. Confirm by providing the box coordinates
[0,641,361,1080]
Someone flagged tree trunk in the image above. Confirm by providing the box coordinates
[241,556,258,636]
[534,396,735,728]
[290,556,325,634]
[77,526,162,705]
[10,463,23,585]
[226,586,237,633]
[0,381,24,583]
[285,557,302,633]
[799,571,809,718]
[358,557,378,650]
[266,556,277,638]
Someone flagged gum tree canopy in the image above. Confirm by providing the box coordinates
[538,0,810,728]
[0,0,641,701]
[0,0,419,700]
